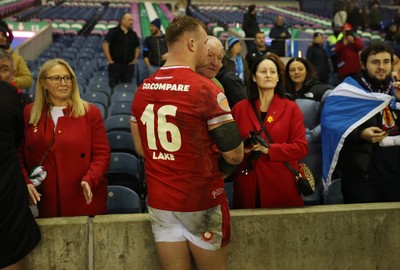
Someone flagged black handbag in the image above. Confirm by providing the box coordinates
[250,102,315,196]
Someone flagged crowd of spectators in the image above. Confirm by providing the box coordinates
[3,1,400,267]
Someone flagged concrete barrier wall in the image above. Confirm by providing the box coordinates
[25,203,400,269]
[17,24,52,61]
[24,216,89,269]
[93,214,159,270]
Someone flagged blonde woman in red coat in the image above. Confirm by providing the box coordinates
[231,54,308,208]
[19,58,110,218]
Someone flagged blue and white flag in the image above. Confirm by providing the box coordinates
[321,77,392,190]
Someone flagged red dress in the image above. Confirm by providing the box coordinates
[231,96,308,208]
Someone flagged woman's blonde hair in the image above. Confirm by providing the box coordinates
[29,58,88,124]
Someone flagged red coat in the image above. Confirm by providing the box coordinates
[231,95,308,208]
[335,37,364,78]
[19,103,110,217]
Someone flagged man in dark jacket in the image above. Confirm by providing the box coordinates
[215,65,246,109]
[306,32,331,83]
[245,31,271,70]
[143,18,168,76]
[242,4,260,52]
[102,13,140,88]
[269,15,291,57]
[322,42,400,203]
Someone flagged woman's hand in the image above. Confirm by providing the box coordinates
[81,181,93,205]
[27,184,41,205]
[250,142,269,155]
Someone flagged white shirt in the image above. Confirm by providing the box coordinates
[50,106,66,127]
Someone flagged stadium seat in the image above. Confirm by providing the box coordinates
[323,179,344,204]
[75,75,88,86]
[77,82,86,94]
[107,152,141,194]
[108,101,132,116]
[104,115,131,133]
[86,82,112,98]
[111,91,135,104]
[81,91,109,109]
[91,102,106,120]
[89,75,109,86]
[107,185,142,214]
[113,82,138,93]
[74,69,92,82]
[107,130,136,155]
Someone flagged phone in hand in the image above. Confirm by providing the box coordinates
[386,126,399,134]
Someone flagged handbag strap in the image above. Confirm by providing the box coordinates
[39,130,56,166]
[250,101,301,180]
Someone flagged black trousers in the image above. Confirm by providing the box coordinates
[108,63,135,88]
[341,172,400,203]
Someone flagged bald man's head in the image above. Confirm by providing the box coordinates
[120,13,133,30]
[196,36,224,79]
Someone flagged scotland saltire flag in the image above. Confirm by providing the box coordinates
[321,77,392,190]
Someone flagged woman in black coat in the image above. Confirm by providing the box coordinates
[285,57,333,204]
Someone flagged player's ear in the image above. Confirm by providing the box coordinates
[187,38,195,52]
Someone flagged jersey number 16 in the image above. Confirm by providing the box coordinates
[140,104,182,152]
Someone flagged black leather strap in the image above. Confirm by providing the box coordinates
[250,101,301,180]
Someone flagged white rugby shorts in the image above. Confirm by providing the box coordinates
[148,200,231,250]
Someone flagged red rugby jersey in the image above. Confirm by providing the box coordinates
[131,66,233,211]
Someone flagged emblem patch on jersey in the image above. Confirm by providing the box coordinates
[201,231,214,242]
[217,92,230,112]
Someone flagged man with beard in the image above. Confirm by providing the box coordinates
[321,42,400,203]
[143,18,168,76]
[102,13,140,88]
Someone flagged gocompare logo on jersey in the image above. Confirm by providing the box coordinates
[142,82,190,92]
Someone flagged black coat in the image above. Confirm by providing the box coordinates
[269,25,291,57]
[245,46,271,70]
[242,13,260,38]
[0,81,40,268]
[306,43,331,83]
[338,73,400,203]
[216,65,246,108]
